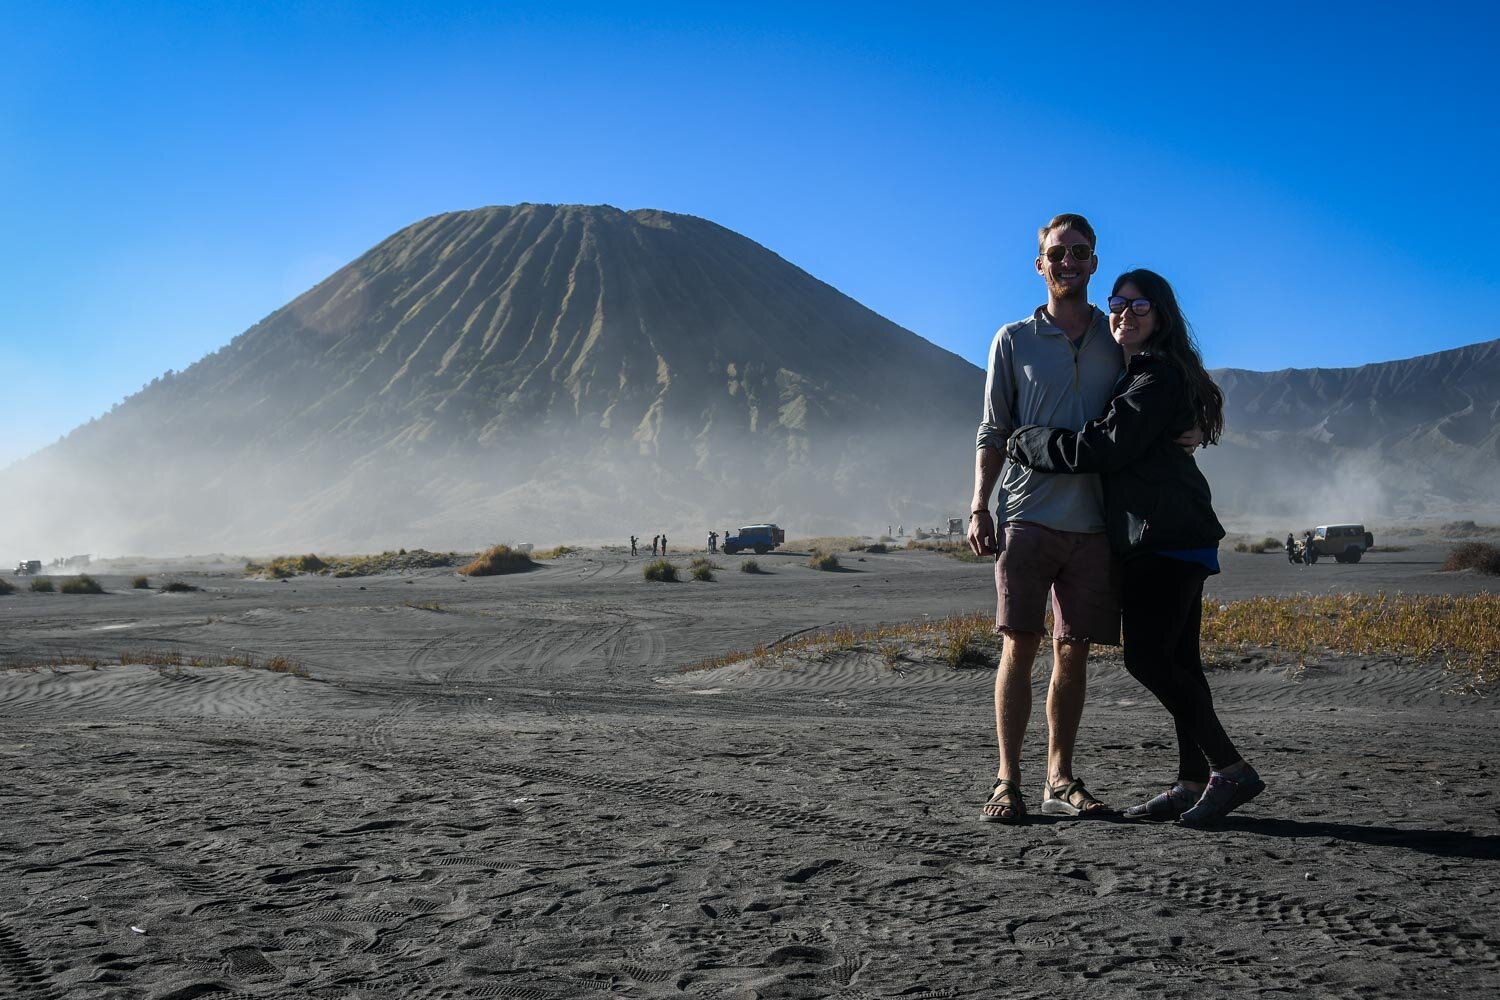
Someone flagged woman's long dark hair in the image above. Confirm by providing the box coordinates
[1113,269,1224,445]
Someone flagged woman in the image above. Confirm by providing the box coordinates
[1004,269,1264,826]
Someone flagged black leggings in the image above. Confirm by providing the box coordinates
[1121,554,1241,783]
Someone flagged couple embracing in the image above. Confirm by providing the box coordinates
[968,213,1263,827]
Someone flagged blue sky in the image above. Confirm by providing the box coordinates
[3,2,1497,468]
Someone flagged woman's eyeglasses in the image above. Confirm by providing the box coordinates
[1043,243,1094,263]
[1107,296,1153,316]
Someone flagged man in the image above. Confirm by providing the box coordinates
[969,213,1175,823]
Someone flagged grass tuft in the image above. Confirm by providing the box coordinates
[797,536,866,553]
[459,544,537,577]
[686,594,1500,684]
[808,550,841,571]
[691,563,715,582]
[161,581,200,593]
[740,559,762,574]
[248,549,461,579]
[1233,537,1283,554]
[30,578,54,592]
[1443,542,1500,575]
[685,613,999,674]
[132,575,151,589]
[643,559,678,582]
[1200,593,1500,681]
[0,578,14,596]
[905,540,989,563]
[61,575,104,595]
[1441,520,1498,537]
[2,648,310,679]
[535,545,577,560]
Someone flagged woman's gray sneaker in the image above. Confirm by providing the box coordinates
[1122,784,1196,821]
[1178,769,1265,827]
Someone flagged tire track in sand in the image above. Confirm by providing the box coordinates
[482,758,1500,975]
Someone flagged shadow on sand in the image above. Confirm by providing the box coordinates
[1021,814,1497,861]
[1216,815,1500,860]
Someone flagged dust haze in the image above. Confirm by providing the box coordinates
[0,416,976,565]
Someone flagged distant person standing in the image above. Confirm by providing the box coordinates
[630,535,638,557]
[661,533,668,554]
[652,535,660,557]
[708,531,718,553]
[1285,533,1296,564]
[1303,530,1316,565]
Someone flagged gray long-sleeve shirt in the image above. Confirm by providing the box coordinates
[975,306,1123,533]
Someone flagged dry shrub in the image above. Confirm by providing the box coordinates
[691,563,715,582]
[1201,593,1500,681]
[0,578,14,596]
[535,545,577,560]
[30,578,54,592]
[865,543,889,554]
[115,648,309,677]
[688,595,1499,683]
[809,550,841,571]
[1441,520,1497,537]
[941,624,994,669]
[132,575,150,589]
[684,612,999,674]
[1443,542,1500,575]
[644,559,678,582]
[249,549,460,579]
[61,575,104,595]
[905,540,989,563]
[798,536,865,553]
[161,581,200,593]
[740,559,763,574]
[460,544,537,576]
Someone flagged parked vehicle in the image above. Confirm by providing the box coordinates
[15,560,41,576]
[1309,524,1375,564]
[723,524,786,555]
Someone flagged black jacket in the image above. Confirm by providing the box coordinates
[1005,352,1225,559]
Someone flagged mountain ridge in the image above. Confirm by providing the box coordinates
[4,204,982,554]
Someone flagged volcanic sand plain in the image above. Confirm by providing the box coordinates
[1,539,1497,999]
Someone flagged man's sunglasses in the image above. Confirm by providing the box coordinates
[1107,296,1153,316]
[1043,243,1094,263]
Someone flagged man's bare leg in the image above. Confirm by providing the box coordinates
[1046,637,1090,787]
[982,629,1042,820]
[994,630,1043,783]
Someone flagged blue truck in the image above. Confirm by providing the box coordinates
[723,524,786,555]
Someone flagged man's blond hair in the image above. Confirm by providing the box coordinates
[1037,213,1096,254]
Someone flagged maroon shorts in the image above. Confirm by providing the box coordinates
[994,521,1120,645]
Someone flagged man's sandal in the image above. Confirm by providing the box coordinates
[979,778,1026,824]
[1040,777,1114,818]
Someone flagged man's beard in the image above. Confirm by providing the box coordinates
[1050,277,1089,301]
